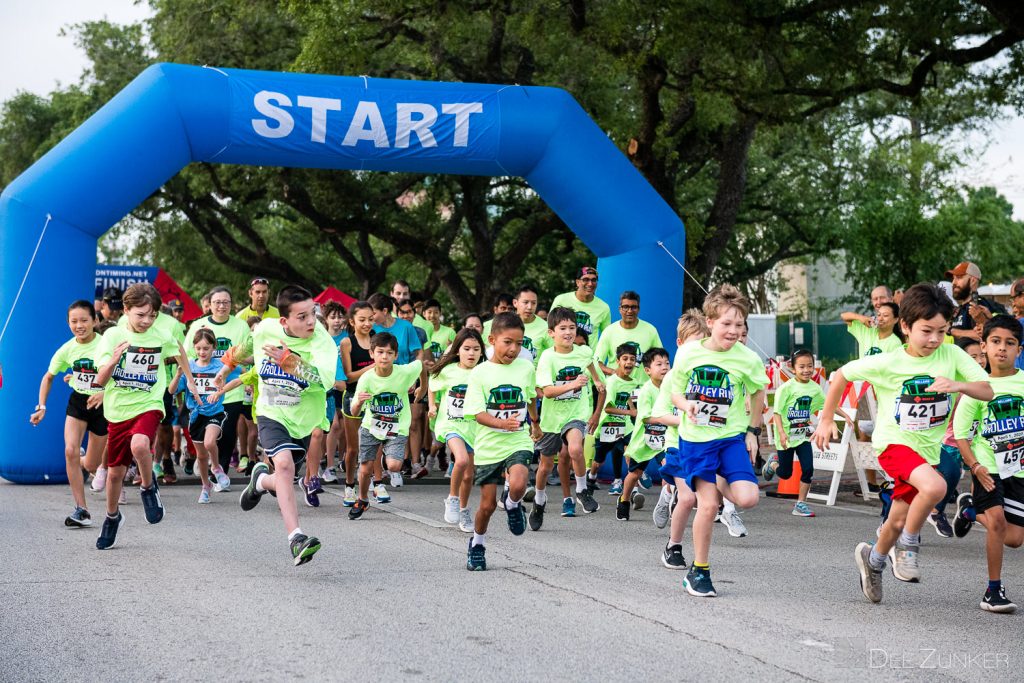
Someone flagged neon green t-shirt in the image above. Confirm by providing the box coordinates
[428,363,476,445]
[593,320,663,381]
[842,344,990,465]
[954,370,1024,479]
[773,378,825,449]
[463,359,536,465]
[98,324,179,423]
[252,318,337,439]
[625,379,667,463]
[236,305,279,321]
[48,334,104,396]
[847,320,903,358]
[536,344,597,433]
[425,325,457,362]
[119,311,185,383]
[651,368,680,447]
[598,372,642,442]
[549,292,612,347]
[185,315,252,404]
[521,316,552,363]
[356,361,422,440]
[671,339,769,443]
[413,314,433,346]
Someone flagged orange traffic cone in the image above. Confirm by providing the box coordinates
[766,454,801,499]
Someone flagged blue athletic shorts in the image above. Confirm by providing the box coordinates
[671,434,757,491]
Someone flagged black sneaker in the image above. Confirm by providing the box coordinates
[96,512,124,550]
[183,457,195,475]
[981,586,1017,613]
[928,511,953,538]
[576,488,600,514]
[662,543,686,570]
[683,565,717,597]
[348,499,369,520]
[65,507,92,528]
[290,534,321,566]
[502,489,526,536]
[529,502,545,531]
[139,480,164,524]
[954,493,975,538]
[466,539,486,571]
[616,499,630,521]
[586,475,600,492]
[240,462,270,511]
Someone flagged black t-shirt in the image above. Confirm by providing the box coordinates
[951,295,1006,331]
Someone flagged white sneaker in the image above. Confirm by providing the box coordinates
[458,508,474,533]
[390,471,404,488]
[720,508,748,538]
[343,486,357,507]
[652,490,671,529]
[321,467,338,483]
[91,467,108,493]
[213,469,231,492]
[427,455,438,472]
[373,483,391,503]
[197,487,211,504]
[444,495,460,524]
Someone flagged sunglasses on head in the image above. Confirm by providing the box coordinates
[250,278,269,286]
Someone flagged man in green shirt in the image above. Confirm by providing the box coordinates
[236,277,280,321]
[550,266,611,348]
[594,290,663,380]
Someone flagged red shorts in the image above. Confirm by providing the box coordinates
[107,410,162,469]
[878,444,932,504]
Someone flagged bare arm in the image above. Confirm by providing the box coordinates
[811,370,848,451]
[840,312,871,325]
[29,372,55,424]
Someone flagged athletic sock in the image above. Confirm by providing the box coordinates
[107,512,119,520]
[288,528,303,541]
[899,530,921,547]
[255,472,269,492]
[535,489,548,506]
[669,537,682,546]
[868,547,886,571]
[694,561,709,570]
[988,579,1002,592]
[575,476,587,493]
[472,532,486,547]
[505,496,521,511]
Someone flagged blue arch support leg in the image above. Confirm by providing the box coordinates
[0,63,685,483]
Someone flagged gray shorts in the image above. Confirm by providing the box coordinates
[358,427,408,464]
[537,419,587,456]
[256,416,309,468]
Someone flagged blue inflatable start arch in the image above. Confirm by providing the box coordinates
[0,64,685,483]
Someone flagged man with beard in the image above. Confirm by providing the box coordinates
[946,262,1005,340]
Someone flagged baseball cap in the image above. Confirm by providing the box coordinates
[944,261,981,279]
[1011,278,1024,297]
[102,286,124,310]
[577,266,598,279]
[168,298,184,311]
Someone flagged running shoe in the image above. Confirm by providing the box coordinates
[720,508,747,538]
[412,465,429,480]
[183,457,196,476]
[577,488,600,514]
[561,497,576,517]
[390,471,404,488]
[792,501,815,517]
[198,487,211,504]
[523,486,536,503]
[608,478,623,496]
[662,543,686,569]
[888,541,921,582]
[653,489,671,529]
[502,489,526,536]
[445,460,454,479]
[127,464,139,485]
[236,455,250,474]
[91,467,107,493]
[954,493,975,538]
[342,486,357,508]
[348,499,369,520]
[95,511,124,550]
[638,472,653,490]
[529,502,545,531]
[65,507,92,528]
[981,586,1017,614]
[303,480,320,508]
[631,489,645,511]
[290,533,321,566]
[586,475,601,492]
[928,511,952,538]
[161,458,177,484]
[139,480,164,524]
[309,476,324,494]
[855,542,883,603]
[229,454,239,470]
[548,472,561,487]
[373,483,391,503]
[426,454,438,472]
[444,495,460,524]
[213,469,232,493]
[240,462,270,511]
[683,565,716,597]
[761,454,777,482]
[458,508,474,533]
[321,466,337,483]
[119,487,127,505]
[153,461,164,479]
[616,499,629,521]
[466,539,486,571]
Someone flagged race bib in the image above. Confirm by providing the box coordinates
[996,441,1024,479]
[600,423,625,443]
[895,394,949,431]
[71,371,95,393]
[983,395,1024,479]
[194,371,219,395]
[369,416,398,440]
[446,392,465,420]
[486,384,527,432]
[554,366,584,401]
[112,346,161,391]
[243,384,254,405]
[644,423,667,450]
[262,377,302,407]
[692,399,727,428]
[685,365,733,429]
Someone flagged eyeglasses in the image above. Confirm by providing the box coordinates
[620,304,639,310]
[211,300,232,307]
[250,278,269,286]
[579,277,598,284]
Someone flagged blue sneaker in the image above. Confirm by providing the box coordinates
[762,455,778,482]
[140,480,164,524]
[466,539,486,571]
[445,460,454,479]
[608,479,623,496]
[638,472,653,490]
[502,488,526,536]
[683,565,717,597]
[95,511,124,550]
[561,497,576,517]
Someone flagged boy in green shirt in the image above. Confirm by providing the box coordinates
[422,298,457,362]
[94,284,200,550]
[531,307,605,529]
[617,348,672,521]
[667,285,769,597]
[227,285,338,566]
[814,283,992,603]
[462,313,541,570]
[348,332,425,519]
[513,285,551,364]
[586,344,642,494]
[953,316,1024,613]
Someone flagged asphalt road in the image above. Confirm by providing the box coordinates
[1,477,1021,682]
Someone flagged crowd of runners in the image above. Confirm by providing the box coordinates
[29,260,1024,613]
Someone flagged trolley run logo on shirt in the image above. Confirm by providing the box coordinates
[554,366,584,401]
[609,390,633,423]
[370,392,404,417]
[214,337,232,357]
[893,375,950,431]
[574,310,594,335]
[983,394,1024,478]
[684,365,733,428]
[522,336,537,359]
[428,341,444,362]
[866,346,883,356]
[787,395,814,435]
[486,384,527,430]
[112,346,161,391]
[258,358,310,407]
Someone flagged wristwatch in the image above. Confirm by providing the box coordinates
[746,425,762,437]
[35,404,46,411]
